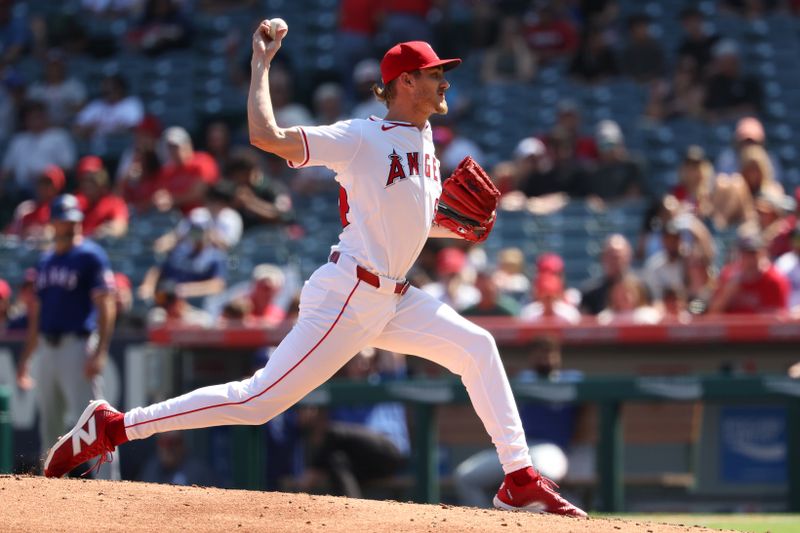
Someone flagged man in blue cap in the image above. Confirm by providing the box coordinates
[16,194,119,478]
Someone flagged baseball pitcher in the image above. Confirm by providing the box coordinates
[40,19,585,517]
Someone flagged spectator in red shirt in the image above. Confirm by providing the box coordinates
[523,4,579,62]
[247,263,286,327]
[154,126,219,215]
[75,156,129,238]
[708,225,790,314]
[5,164,64,239]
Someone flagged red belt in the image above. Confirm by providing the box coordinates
[329,251,410,295]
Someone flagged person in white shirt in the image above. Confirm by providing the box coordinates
[520,273,581,324]
[422,247,480,311]
[598,274,663,325]
[74,74,144,153]
[154,181,243,253]
[27,49,87,127]
[642,221,685,305]
[42,22,585,518]
[1,100,75,196]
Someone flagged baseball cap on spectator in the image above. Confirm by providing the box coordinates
[163,126,192,147]
[38,164,65,192]
[537,252,564,275]
[735,117,765,144]
[380,41,461,84]
[513,137,546,159]
[535,273,563,297]
[596,120,623,150]
[77,155,104,176]
[437,247,466,275]
[0,279,10,300]
[50,194,84,222]
[354,59,381,83]
[137,114,163,137]
[683,145,706,163]
[252,263,285,287]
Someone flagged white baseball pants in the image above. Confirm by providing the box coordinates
[125,255,532,474]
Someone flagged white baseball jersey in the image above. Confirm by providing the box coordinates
[289,116,442,281]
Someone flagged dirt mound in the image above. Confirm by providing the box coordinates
[0,475,730,532]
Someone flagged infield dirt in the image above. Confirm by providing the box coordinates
[0,475,733,532]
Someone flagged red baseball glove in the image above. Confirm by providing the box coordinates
[434,156,500,242]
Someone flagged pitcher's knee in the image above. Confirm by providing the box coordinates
[463,327,501,368]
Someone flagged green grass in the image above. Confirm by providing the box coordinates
[602,514,800,533]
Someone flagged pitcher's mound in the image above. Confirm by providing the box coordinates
[0,475,730,532]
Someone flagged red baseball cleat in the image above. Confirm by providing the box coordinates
[493,467,588,518]
[44,400,120,478]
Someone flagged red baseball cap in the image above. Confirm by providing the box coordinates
[136,114,163,137]
[77,155,104,176]
[537,252,564,275]
[39,165,66,192]
[380,41,461,84]
[437,247,466,275]
[0,279,10,300]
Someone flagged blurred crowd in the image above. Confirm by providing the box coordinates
[3,0,800,496]
[1,0,800,334]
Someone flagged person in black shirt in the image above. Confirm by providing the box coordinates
[224,149,294,229]
[703,40,763,120]
[569,24,619,84]
[677,7,719,72]
[578,120,644,202]
[620,14,666,83]
[579,233,634,315]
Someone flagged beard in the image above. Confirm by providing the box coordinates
[413,88,449,116]
[434,96,449,115]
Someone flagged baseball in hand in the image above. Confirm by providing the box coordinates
[268,18,288,40]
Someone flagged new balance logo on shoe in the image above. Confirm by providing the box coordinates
[71,416,97,456]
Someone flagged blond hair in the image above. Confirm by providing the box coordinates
[371,70,421,108]
[739,144,778,193]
